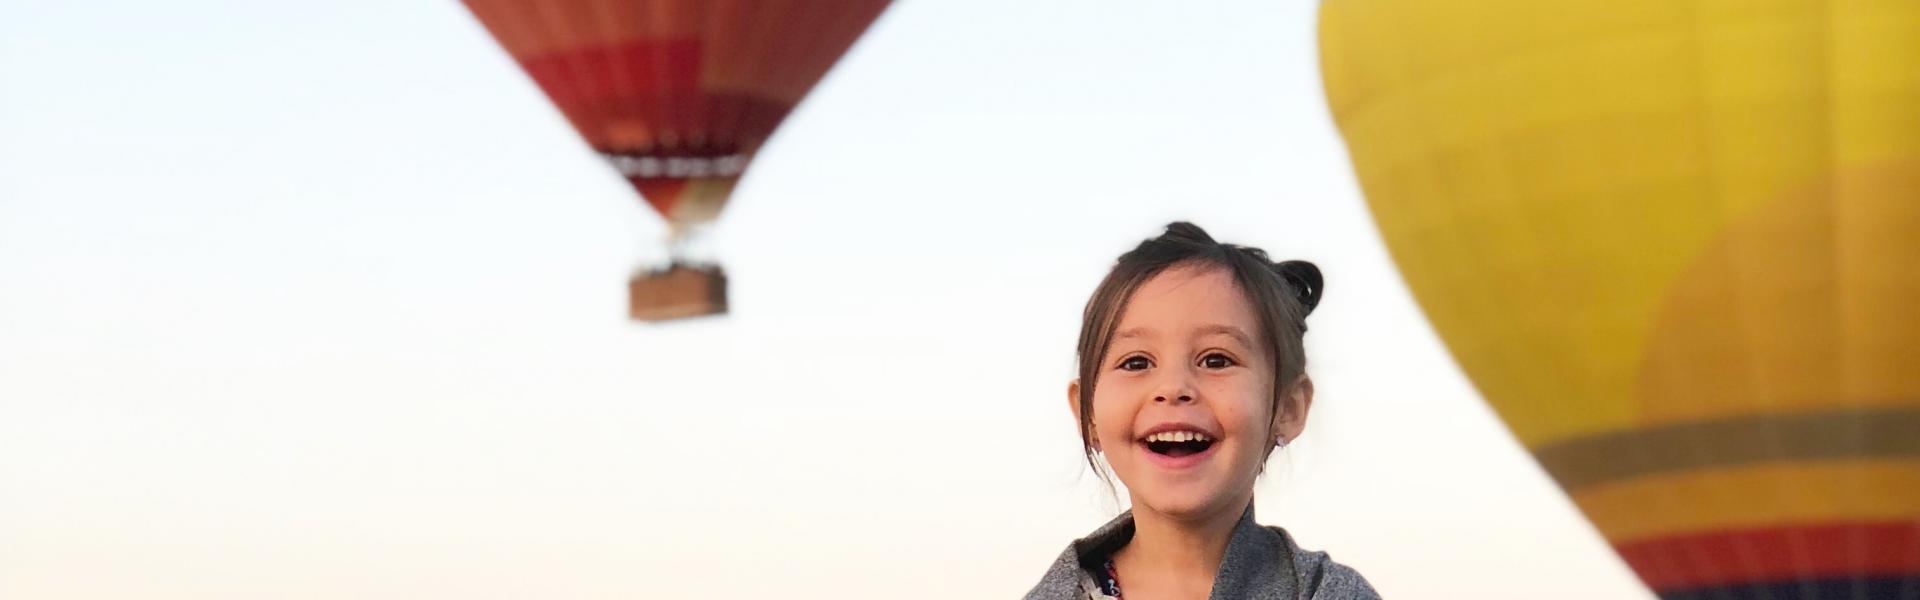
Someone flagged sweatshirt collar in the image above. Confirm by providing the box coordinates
[1049,503,1300,600]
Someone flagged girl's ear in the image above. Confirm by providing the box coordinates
[1067,379,1097,451]
[1272,375,1315,444]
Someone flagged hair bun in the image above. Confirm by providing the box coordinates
[1272,260,1323,316]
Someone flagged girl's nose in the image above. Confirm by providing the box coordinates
[1153,372,1198,404]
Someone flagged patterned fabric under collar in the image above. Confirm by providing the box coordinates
[1099,558,1122,599]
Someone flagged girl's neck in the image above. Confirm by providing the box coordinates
[1112,494,1254,597]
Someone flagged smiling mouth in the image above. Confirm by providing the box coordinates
[1141,431,1216,458]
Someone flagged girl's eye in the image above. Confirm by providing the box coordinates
[1119,356,1153,371]
[1201,353,1236,369]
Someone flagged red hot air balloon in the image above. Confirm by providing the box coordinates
[461,0,892,320]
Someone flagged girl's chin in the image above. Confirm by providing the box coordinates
[1132,485,1238,521]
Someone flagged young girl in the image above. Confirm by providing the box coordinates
[1026,223,1379,600]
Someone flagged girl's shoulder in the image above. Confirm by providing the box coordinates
[1266,525,1381,600]
[1023,512,1134,600]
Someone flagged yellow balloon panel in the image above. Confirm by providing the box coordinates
[1319,0,1920,447]
[1321,0,1920,595]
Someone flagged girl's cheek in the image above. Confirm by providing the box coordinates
[1207,382,1265,433]
[1092,386,1140,438]
[1094,377,1140,406]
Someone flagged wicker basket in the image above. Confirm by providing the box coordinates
[628,264,727,321]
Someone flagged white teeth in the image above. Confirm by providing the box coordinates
[1145,431,1212,443]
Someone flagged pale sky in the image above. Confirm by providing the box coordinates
[0,1,1652,597]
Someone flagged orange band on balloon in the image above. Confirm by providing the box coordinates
[1572,460,1920,543]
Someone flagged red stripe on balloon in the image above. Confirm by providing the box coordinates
[515,40,706,139]
[517,39,703,104]
[514,39,796,155]
[1616,522,1920,592]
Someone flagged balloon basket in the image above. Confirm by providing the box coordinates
[628,264,728,321]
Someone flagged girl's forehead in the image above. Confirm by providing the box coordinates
[1117,265,1260,334]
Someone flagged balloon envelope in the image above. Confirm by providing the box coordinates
[1320,1,1919,598]
[462,0,891,227]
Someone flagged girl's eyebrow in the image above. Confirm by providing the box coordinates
[1114,325,1251,348]
[1194,324,1253,348]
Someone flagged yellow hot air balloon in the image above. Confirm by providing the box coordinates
[1319,1,1919,598]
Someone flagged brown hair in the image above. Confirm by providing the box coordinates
[1073,221,1323,481]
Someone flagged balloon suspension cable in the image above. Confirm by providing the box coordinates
[665,225,690,269]
[662,222,713,270]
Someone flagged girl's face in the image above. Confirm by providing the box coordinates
[1071,264,1302,522]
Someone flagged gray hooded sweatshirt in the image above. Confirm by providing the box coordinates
[1024,506,1380,600]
